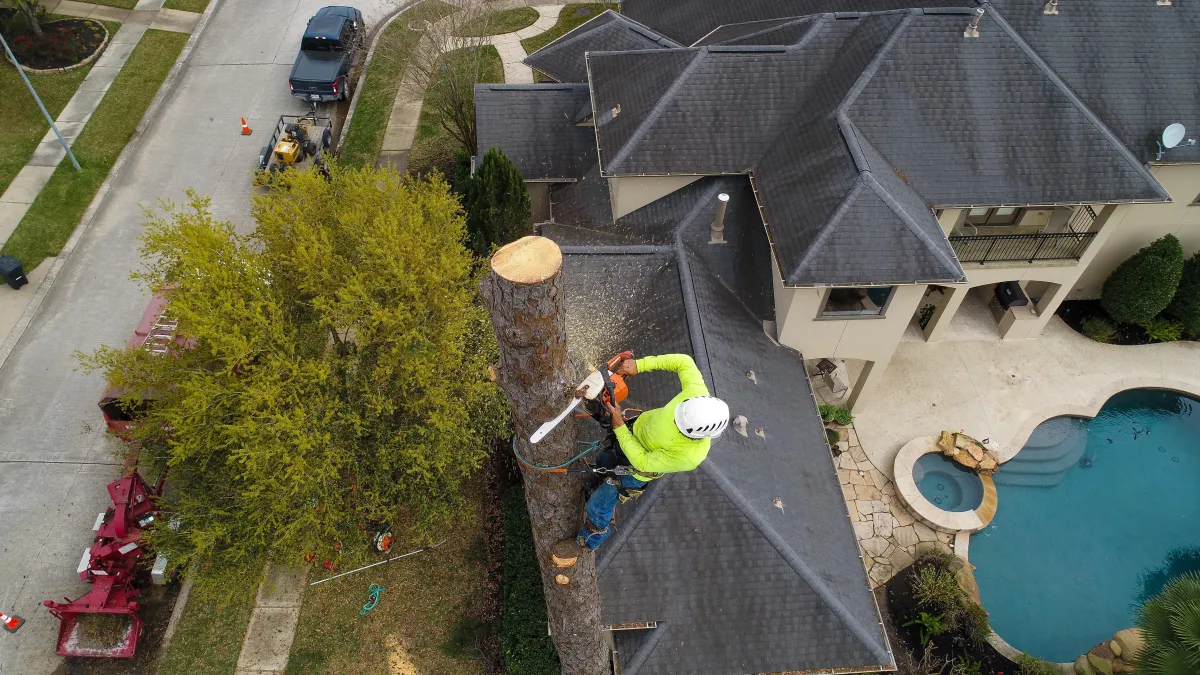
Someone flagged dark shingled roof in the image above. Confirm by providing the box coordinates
[587,8,1168,286]
[474,84,597,181]
[559,183,891,673]
[620,0,963,45]
[523,10,680,84]
[985,0,1200,164]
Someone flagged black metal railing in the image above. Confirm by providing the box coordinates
[949,232,1097,264]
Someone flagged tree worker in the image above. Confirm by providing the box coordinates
[576,353,729,550]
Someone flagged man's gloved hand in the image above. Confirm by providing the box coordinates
[603,399,625,429]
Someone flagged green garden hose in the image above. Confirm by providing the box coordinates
[360,583,385,615]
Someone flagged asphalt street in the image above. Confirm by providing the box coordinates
[0,0,395,671]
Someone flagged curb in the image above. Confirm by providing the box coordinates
[336,0,419,156]
[155,568,196,662]
[7,18,112,75]
[0,0,224,374]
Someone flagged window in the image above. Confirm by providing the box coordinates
[965,207,1023,226]
[819,286,895,318]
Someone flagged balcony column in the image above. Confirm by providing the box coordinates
[922,285,968,342]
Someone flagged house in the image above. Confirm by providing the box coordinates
[476,1,1200,672]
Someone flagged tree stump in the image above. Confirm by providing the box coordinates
[479,236,607,675]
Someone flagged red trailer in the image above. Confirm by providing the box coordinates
[97,293,182,437]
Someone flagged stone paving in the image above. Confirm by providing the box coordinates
[834,423,954,588]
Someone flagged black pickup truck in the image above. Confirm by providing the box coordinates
[288,6,365,103]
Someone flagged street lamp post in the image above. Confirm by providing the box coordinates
[0,31,82,172]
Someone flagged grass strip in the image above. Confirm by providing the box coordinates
[0,16,122,195]
[407,44,503,173]
[499,485,560,675]
[162,0,210,12]
[520,3,616,55]
[75,0,138,8]
[456,7,538,37]
[157,563,262,675]
[285,506,488,674]
[1,29,188,271]
[338,0,456,168]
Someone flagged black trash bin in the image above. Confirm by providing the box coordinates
[0,255,28,290]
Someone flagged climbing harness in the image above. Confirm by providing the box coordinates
[360,584,385,615]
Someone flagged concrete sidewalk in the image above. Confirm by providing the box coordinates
[40,0,203,33]
[234,564,307,675]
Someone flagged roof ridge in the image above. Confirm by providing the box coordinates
[836,11,914,115]
[787,176,867,283]
[697,458,893,664]
[620,621,667,675]
[982,2,1170,200]
[525,9,620,58]
[605,50,709,171]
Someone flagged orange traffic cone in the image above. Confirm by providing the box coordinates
[1,612,24,633]
[240,117,252,136]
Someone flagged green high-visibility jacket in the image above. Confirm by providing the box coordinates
[615,354,711,482]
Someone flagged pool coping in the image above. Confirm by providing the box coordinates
[893,436,997,534]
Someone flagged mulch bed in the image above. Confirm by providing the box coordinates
[883,563,1018,675]
[1056,300,1151,345]
[4,17,107,70]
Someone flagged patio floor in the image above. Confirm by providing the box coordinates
[855,316,1200,480]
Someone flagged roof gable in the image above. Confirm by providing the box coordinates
[475,84,598,181]
[523,10,680,83]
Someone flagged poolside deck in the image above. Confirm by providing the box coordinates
[855,316,1200,479]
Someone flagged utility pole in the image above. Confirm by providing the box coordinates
[1,32,82,172]
[480,236,607,675]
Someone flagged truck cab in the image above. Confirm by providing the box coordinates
[288,6,364,103]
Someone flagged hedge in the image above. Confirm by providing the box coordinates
[1166,252,1200,336]
[1100,234,1184,325]
[500,485,562,674]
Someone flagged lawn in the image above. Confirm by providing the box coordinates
[456,7,538,37]
[163,0,210,12]
[520,3,616,55]
[157,564,262,675]
[285,503,490,674]
[338,0,456,168]
[0,29,188,271]
[0,16,123,196]
[407,44,503,173]
[79,0,138,8]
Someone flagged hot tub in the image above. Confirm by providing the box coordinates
[913,453,984,512]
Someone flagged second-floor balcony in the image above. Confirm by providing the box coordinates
[948,205,1099,264]
[949,231,1097,264]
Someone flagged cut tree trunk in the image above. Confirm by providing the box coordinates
[480,236,607,675]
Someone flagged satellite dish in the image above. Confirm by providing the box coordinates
[1162,123,1187,149]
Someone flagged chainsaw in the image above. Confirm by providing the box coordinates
[529,351,632,443]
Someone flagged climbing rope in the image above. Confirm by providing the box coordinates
[511,435,601,472]
[360,584,385,615]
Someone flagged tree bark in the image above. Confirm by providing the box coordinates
[18,1,43,37]
[479,236,607,675]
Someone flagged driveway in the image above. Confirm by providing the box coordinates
[0,1,396,672]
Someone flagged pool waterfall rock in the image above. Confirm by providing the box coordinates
[1074,627,1143,675]
[937,430,1002,474]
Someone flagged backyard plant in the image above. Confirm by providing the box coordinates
[818,403,854,426]
[1140,316,1184,343]
[1166,251,1200,336]
[910,552,992,644]
[81,167,510,570]
[4,0,44,36]
[903,611,946,647]
[951,656,983,675]
[825,428,841,448]
[464,147,532,256]
[1015,653,1058,675]
[918,302,936,329]
[1133,570,1200,675]
[1082,315,1117,343]
[1101,234,1184,325]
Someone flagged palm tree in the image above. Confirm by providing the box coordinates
[1135,571,1200,675]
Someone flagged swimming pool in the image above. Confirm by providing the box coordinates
[913,453,983,512]
[971,389,1200,662]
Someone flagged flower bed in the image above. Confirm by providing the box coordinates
[6,18,108,71]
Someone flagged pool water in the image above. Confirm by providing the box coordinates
[914,453,984,511]
[971,389,1200,662]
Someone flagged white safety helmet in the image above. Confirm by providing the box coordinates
[674,396,730,439]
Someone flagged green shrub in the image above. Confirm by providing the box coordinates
[1140,316,1183,343]
[818,403,853,426]
[1082,315,1116,343]
[1101,234,1184,324]
[918,303,936,329]
[960,599,991,645]
[825,428,841,447]
[1166,252,1200,336]
[953,656,983,675]
[912,565,961,617]
[903,611,946,647]
[1134,571,1200,675]
[1015,653,1058,675]
[500,486,561,674]
[464,147,531,256]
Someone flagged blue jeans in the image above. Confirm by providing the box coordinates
[578,474,647,550]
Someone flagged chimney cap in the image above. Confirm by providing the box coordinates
[718,193,730,202]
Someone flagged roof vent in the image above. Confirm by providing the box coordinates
[1043,0,1058,14]
[710,193,729,244]
[964,7,985,37]
[1157,0,1172,5]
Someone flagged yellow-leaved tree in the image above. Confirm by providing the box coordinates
[81,165,508,570]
